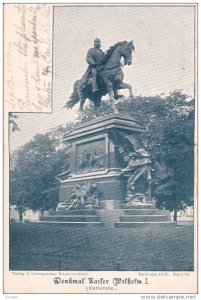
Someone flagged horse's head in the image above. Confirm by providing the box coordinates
[122,41,135,66]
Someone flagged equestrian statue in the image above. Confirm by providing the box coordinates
[65,38,135,113]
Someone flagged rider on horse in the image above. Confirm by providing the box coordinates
[80,38,105,93]
[66,40,134,112]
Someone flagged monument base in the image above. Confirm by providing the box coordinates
[114,204,175,227]
[39,209,103,227]
[52,114,175,227]
[59,170,127,203]
[43,201,175,228]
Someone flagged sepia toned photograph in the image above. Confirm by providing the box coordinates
[4,3,197,294]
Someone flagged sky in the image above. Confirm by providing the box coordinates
[10,5,196,152]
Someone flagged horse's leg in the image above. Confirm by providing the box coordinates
[78,84,86,111]
[79,96,86,111]
[93,96,101,116]
[106,81,119,114]
[118,82,134,98]
[114,88,123,100]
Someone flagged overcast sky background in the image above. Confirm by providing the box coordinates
[10,5,195,152]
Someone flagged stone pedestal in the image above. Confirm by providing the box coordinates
[36,113,175,227]
[58,114,146,207]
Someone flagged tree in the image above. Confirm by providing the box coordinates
[9,123,75,220]
[9,113,20,132]
[153,103,194,220]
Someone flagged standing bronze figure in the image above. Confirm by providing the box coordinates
[65,40,135,113]
[105,128,152,207]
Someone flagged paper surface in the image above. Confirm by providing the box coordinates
[4,4,52,112]
[3,3,198,295]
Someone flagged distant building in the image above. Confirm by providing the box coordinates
[10,205,19,221]
[10,205,49,222]
[170,206,194,222]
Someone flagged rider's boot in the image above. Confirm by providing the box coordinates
[92,78,99,93]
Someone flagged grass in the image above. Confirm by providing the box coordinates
[9,223,194,271]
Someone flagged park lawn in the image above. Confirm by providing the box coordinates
[9,223,194,271]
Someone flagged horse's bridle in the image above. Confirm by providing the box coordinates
[104,62,124,70]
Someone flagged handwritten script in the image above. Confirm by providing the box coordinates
[4,4,52,112]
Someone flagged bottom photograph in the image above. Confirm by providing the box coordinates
[9,106,194,272]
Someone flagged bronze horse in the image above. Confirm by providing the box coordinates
[65,41,135,113]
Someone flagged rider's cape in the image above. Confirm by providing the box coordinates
[79,66,92,91]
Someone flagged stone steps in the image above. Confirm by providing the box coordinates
[39,205,173,227]
[50,210,97,215]
[123,209,170,215]
[115,204,173,227]
[40,215,100,222]
[121,204,155,209]
[115,221,176,228]
[120,215,171,222]
[32,221,103,227]
[39,209,102,225]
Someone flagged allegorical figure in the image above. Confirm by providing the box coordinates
[106,128,152,206]
[121,148,152,204]
[81,38,105,93]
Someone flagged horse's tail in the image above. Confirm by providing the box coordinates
[65,80,80,109]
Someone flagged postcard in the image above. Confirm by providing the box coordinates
[3,3,198,295]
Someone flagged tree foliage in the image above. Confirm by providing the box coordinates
[9,124,75,219]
